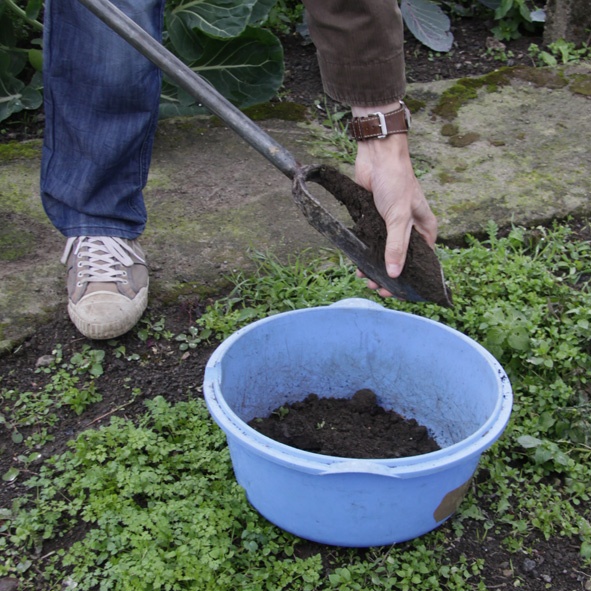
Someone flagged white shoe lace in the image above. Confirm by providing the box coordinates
[61,236,145,287]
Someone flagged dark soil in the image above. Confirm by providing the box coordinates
[3,16,590,591]
[249,389,440,458]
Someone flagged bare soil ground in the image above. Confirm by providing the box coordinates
[3,17,590,591]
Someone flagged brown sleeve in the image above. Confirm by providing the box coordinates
[302,0,406,106]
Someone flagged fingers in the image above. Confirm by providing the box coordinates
[382,191,438,278]
[383,217,412,279]
[355,269,397,298]
[352,125,438,298]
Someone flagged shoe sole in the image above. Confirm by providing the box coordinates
[68,286,149,340]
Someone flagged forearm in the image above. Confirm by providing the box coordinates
[302,0,406,106]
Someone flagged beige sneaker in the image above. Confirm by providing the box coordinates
[61,236,149,340]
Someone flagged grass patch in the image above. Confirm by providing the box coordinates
[1,221,591,589]
[0,140,42,163]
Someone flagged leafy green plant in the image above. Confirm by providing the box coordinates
[1,397,324,590]
[111,344,140,362]
[175,325,211,351]
[264,0,305,35]
[309,99,357,165]
[484,46,515,62]
[0,0,43,123]
[485,0,545,41]
[159,0,284,117]
[136,316,174,342]
[529,39,591,66]
[69,346,105,378]
[0,345,105,458]
[196,248,367,340]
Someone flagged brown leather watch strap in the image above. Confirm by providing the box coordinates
[348,102,411,141]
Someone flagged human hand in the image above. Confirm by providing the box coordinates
[352,103,438,297]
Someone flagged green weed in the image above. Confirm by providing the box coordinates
[264,0,305,34]
[529,39,591,66]
[1,345,105,456]
[136,316,174,342]
[309,100,358,165]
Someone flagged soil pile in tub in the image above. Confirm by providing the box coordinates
[248,389,440,459]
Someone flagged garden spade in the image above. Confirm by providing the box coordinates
[77,0,452,306]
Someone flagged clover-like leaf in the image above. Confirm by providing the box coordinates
[2,466,20,482]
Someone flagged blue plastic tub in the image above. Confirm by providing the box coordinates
[203,298,512,547]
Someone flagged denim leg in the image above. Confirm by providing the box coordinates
[41,0,165,239]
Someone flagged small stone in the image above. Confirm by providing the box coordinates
[448,132,481,148]
[35,355,55,368]
[523,558,537,572]
[486,36,506,51]
[540,574,552,583]
[0,577,20,591]
[440,123,459,137]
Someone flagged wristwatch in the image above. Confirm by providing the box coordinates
[348,101,411,141]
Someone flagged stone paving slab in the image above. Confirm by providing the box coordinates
[1,64,590,350]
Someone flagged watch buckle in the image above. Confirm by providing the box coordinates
[371,111,388,139]
[402,101,412,130]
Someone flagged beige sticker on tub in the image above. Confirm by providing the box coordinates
[433,479,472,522]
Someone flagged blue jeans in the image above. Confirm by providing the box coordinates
[41,0,165,239]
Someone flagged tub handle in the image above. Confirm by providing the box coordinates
[319,460,405,478]
[328,298,385,311]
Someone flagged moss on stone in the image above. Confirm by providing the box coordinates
[0,181,48,221]
[432,78,482,120]
[0,226,35,261]
[242,101,308,122]
[208,102,308,127]
[438,171,459,184]
[447,200,481,214]
[448,132,481,148]
[512,66,567,89]
[569,74,591,96]
[431,66,567,121]
[145,169,172,192]
[0,140,42,162]
[479,67,515,91]
[440,123,459,137]
[403,96,427,113]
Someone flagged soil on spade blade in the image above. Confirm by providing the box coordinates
[249,389,440,458]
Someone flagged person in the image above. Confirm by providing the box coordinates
[41,0,438,340]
